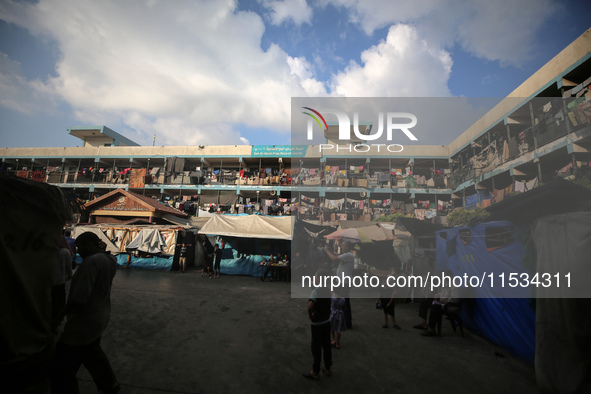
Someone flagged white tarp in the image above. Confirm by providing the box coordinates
[72,225,119,254]
[125,228,168,254]
[72,224,179,255]
[198,215,293,240]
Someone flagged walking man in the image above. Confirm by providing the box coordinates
[51,232,119,394]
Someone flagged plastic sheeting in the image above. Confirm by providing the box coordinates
[221,255,267,276]
[435,221,536,364]
[436,221,530,298]
[72,224,179,256]
[116,254,173,271]
[199,215,293,240]
[71,226,119,254]
[126,229,167,254]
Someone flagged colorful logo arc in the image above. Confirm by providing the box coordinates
[302,107,328,132]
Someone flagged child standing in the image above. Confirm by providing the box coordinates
[378,276,401,329]
[330,288,347,349]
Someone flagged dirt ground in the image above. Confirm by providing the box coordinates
[73,269,538,393]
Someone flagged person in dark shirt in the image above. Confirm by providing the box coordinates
[201,238,214,277]
[303,269,332,380]
[260,254,278,281]
[51,232,119,394]
[213,244,222,279]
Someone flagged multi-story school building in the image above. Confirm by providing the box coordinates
[1,29,590,225]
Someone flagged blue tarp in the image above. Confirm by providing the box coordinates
[435,221,536,364]
[221,254,267,276]
[463,193,479,209]
[116,254,174,271]
[477,190,492,201]
[214,236,290,276]
[463,190,493,209]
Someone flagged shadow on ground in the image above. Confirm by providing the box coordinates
[75,269,537,393]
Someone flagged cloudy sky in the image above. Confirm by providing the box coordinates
[0,0,589,148]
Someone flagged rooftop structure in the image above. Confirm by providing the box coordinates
[68,126,140,147]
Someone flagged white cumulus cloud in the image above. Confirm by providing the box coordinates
[0,0,322,146]
[323,0,557,66]
[331,24,452,97]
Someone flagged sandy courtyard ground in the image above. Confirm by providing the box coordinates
[73,269,537,393]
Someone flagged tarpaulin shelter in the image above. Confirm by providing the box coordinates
[72,224,200,271]
[484,178,591,388]
[198,215,293,240]
[198,215,294,276]
[434,178,591,391]
[435,221,536,364]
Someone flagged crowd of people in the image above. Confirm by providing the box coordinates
[300,239,463,380]
[259,253,291,282]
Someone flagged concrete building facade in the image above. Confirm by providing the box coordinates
[1,29,590,224]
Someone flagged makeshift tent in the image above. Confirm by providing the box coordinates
[73,224,178,254]
[435,221,536,365]
[532,212,591,393]
[447,178,591,387]
[198,215,293,276]
[72,224,203,271]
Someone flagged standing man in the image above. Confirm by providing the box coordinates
[324,240,355,329]
[213,244,222,278]
[303,269,332,380]
[51,232,119,394]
